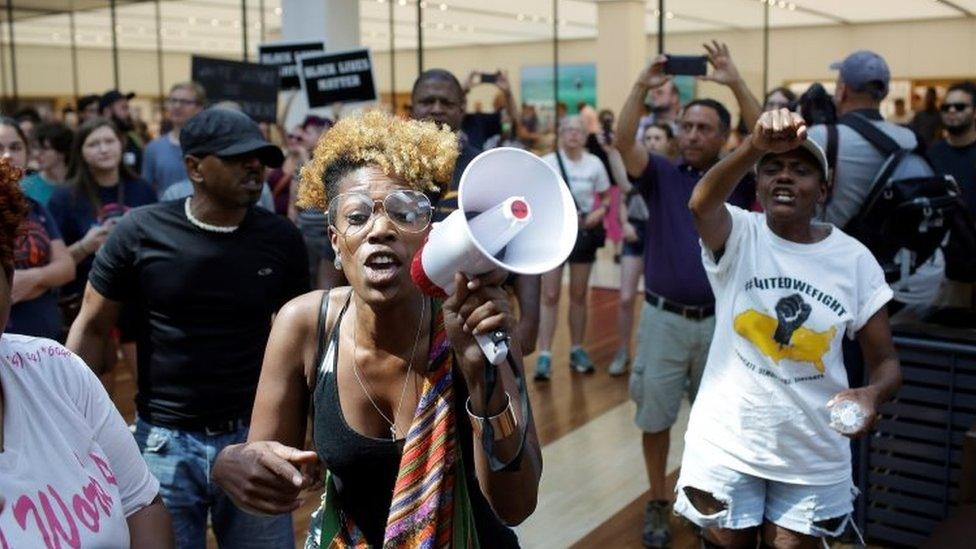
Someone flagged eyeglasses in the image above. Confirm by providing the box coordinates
[166,97,200,107]
[940,102,973,113]
[328,189,433,236]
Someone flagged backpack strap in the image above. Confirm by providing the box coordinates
[838,112,903,156]
[824,123,839,212]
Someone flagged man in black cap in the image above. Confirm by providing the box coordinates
[67,108,309,548]
[100,89,144,172]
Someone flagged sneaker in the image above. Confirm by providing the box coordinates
[569,348,596,374]
[608,347,630,376]
[534,354,552,381]
[642,500,672,548]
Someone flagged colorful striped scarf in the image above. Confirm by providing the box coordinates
[316,301,478,548]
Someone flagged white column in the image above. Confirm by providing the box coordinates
[282,0,360,50]
[595,0,648,113]
[280,0,361,128]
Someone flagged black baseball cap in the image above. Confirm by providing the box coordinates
[180,108,284,168]
[301,115,332,129]
[77,94,100,112]
[99,89,135,110]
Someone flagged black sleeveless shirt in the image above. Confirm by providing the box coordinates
[310,292,520,548]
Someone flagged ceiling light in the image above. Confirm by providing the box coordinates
[211,19,219,27]
[398,0,406,5]
[52,32,60,40]
[666,11,675,19]
[517,14,525,21]
[653,9,661,16]
[788,2,796,9]
[254,22,262,29]
[233,20,241,29]
[274,7,282,15]
[377,0,385,3]
[778,0,786,7]
[440,3,447,11]
[420,1,427,8]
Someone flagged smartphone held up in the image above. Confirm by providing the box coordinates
[664,55,708,76]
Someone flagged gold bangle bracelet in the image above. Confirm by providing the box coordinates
[466,394,518,441]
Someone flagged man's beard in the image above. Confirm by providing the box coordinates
[945,121,975,136]
[113,115,133,132]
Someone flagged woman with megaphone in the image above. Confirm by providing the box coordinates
[213,111,541,548]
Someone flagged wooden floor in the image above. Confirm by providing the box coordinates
[109,286,688,548]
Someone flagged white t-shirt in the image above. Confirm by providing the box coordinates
[685,206,893,485]
[543,151,610,213]
[0,334,159,547]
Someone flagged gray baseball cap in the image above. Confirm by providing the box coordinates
[829,50,890,100]
[758,138,829,182]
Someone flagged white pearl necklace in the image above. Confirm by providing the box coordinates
[184,198,239,233]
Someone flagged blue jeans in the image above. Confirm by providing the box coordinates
[134,418,295,549]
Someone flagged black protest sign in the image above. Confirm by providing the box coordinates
[258,40,325,90]
[298,49,377,108]
[191,56,279,123]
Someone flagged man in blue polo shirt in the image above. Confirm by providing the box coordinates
[615,42,760,548]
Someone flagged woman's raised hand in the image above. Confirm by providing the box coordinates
[751,108,808,154]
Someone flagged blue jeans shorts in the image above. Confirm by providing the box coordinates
[134,418,295,549]
[674,448,856,538]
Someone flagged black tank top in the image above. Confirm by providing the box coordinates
[310,292,520,548]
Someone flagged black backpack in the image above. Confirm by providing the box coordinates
[826,113,976,283]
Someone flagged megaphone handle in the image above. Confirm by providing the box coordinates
[476,330,509,366]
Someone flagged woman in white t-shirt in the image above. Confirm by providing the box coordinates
[535,116,611,380]
[681,109,902,546]
[0,161,174,547]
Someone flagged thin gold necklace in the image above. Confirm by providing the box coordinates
[350,298,426,441]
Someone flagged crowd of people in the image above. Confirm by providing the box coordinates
[1,39,975,548]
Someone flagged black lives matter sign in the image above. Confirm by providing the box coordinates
[191,56,279,123]
[258,40,325,90]
[298,49,377,108]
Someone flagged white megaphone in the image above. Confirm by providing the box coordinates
[411,147,579,364]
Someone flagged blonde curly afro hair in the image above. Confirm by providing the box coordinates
[297,110,458,210]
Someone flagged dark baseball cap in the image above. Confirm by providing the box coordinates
[301,114,332,129]
[99,89,136,110]
[829,50,890,100]
[180,108,284,168]
[77,94,100,112]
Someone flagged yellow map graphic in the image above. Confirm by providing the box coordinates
[733,309,836,373]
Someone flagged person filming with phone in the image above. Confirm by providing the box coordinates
[460,70,525,151]
[614,41,761,548]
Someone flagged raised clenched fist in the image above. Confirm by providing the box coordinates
[773,293,811,346]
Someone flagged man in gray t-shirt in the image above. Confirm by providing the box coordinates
[808,50,942,310]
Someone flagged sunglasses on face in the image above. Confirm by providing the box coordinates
[940,102,973,113]
[328,189,433,237]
